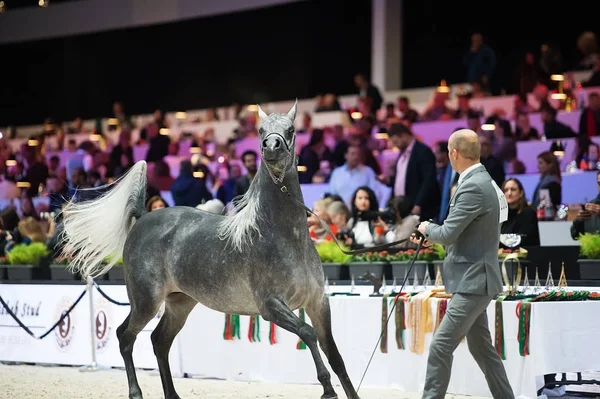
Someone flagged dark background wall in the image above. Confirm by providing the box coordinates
[402,0,600,93]
[0,0,371,126]
[2,0,600,127]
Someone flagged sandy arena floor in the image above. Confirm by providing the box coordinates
[0,363,492,399]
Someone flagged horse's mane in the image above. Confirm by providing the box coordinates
[217,172,263,252]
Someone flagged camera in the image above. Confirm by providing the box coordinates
[336,229,354,241]
[356,208,397,225]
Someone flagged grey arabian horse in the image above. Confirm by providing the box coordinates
[58,101,361,399]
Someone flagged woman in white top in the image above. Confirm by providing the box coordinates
[344,186,385,249]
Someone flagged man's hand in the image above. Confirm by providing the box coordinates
[577,210,592,221]
[410,233,432,247]
[417,221,430,235]
[585,203,600,215]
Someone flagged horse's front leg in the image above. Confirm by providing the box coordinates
[307,296,361,399]
[261,296,338,399]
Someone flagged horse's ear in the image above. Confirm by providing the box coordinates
[287,98,298,121]
[257,105,268,120]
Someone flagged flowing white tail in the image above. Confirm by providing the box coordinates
[59,160,148,279]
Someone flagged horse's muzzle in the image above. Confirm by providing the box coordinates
[262,136,284,161]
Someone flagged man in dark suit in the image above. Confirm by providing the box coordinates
[386,123,440,221]
[434,141,459,222]
[354,73,383,114]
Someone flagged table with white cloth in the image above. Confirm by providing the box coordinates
[178,287,600,399]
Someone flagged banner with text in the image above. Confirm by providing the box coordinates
[0,284,91,365]
[0,284,180,373]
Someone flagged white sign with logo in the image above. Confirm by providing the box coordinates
[0,284,91,365]
[0,283,181,374]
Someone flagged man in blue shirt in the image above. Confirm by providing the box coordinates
[327,144,378,206]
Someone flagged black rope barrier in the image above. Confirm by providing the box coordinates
[93,281,130,306]
[0,289,87,339]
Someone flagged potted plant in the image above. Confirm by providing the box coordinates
[5,243,50,281]
[348,251,387,282]
[316,241,352,281]
[578,233,600,279]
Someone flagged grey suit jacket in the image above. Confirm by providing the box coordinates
[424,164,504,296]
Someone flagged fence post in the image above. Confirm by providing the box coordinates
[80,277,108,372]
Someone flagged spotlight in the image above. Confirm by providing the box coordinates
[0,1,5,13]
[39,0,49,7]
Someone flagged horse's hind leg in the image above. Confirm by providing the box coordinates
[307,296,360,399]
[151,293,197,399]
[262,297,338,399]
[117,296,163,399]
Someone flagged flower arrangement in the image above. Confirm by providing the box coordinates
[349,245,446,263]
[350,251,389,263]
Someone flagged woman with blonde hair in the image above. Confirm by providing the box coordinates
[308,197,337,244]
[3,216,48,254]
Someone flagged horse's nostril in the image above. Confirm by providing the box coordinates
[262,139,268,148]
[274,139,281,148]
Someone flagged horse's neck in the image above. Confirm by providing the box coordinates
[255,167,305,227]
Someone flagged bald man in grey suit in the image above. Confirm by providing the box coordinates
[414,129,514,399]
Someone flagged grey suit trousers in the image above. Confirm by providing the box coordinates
[422,293,514,399]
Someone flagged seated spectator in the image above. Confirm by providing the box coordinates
[571,171,600,239]
[170,160,213,208]
[327,145,379,207]
[308,198,337,244]
[298,128,333,184]
[327,200,350,234]
[149,160,175,191]
[0,173,19,200]
[19,194,39,220]
[4,216,48,254]
[381,196,420,249]
[343,186,385,249]
[146,195,169,212]
[514,112,539,141]
[46,175,70,213]
[541,105,575,139]
[492,119,517,163]
[501,178,540,247]
[531,151,562,210]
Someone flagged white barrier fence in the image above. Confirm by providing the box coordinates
[2,282,600,398]
[0,280,181,374]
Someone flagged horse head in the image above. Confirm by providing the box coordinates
[257,100,298,184]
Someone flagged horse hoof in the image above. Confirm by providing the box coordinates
[321,395,338,399]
